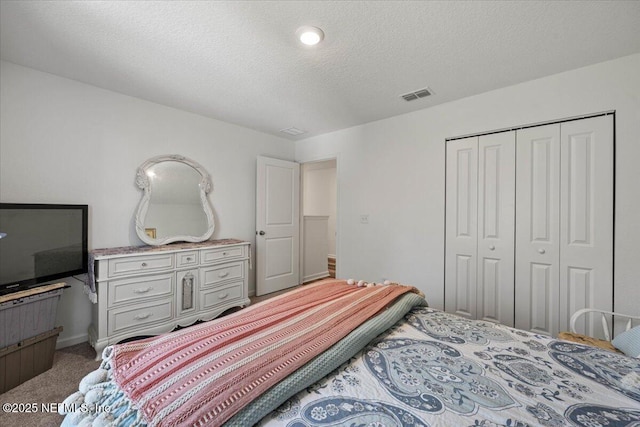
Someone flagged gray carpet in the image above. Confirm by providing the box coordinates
[0,342,100,427]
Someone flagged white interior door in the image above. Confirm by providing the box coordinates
[515,124,561,335]
[477,131,515,326]
[256,156,300,296]
[445,136,478,320]
[559,115,613,337]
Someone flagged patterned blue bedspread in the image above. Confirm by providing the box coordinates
[258,307,640,427]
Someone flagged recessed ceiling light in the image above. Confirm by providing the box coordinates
[296,26,324,46]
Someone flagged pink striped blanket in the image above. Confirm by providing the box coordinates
[110,279,420,426]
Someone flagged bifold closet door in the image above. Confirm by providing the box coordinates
[514,124,561,336]
[515,115,613,337]
[558,116,613,336]
[445,132,515,325]
[477,132,515,326]
[445,136,478,320]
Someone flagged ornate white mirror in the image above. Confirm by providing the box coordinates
[135,154,214,245]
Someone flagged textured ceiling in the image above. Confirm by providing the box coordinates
[1,1,639,140]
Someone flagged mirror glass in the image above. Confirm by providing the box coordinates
[135,155,214,245]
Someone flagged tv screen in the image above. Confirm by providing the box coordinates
[0,203,88,293]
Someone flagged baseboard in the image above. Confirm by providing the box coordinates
[56,332,88,350]
[303,271,330,283]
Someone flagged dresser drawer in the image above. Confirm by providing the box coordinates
[200,282,244,310]
[201,246,245,264]
[108,273,174,308]
[176,251,198,268]
[108,254,174,277]
[108,298,173,335]
[200,261,244,288]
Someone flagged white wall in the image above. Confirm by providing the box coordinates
[296,54,640,323]
[0,60,294,348]
[3,53,639,347]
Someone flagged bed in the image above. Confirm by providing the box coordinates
[61,279,640,427]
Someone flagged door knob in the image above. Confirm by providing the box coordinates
[258,230,266,236]
[538,248,546,254]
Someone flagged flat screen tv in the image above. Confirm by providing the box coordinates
[0,203,88,294]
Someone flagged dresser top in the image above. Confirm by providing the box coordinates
[91,238,248,259]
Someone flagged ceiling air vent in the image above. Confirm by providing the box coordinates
[401,87,433,102]
[279,127,307,136]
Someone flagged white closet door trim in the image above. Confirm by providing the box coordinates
[446,111,614,142]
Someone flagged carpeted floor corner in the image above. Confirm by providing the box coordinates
[0,342,100,427]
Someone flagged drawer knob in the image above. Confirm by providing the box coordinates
[538,248,546,254]
[219,293,229,299]
[134,312,152,320]
[488,245,495,251]
[133,287,153,294]
[186,257,193,261]
[141,262,148,267]
[218,271,229,278]
[222,252,228,256]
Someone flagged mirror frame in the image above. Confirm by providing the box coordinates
[134,154,215,245]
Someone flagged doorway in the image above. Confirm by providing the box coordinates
[255,156,338,296]
[300,159,337,284]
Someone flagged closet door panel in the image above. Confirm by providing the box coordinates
[529,263,554,333]
[477,132,515,326]
[453,255,475,317]
[445,137,478,319]
[559,116,613,337]
[515,124,560,335]
[566,267,594,334]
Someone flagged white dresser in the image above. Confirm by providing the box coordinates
[87,239,250,359]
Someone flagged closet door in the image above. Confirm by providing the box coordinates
[515,116,613,337]
[445,137,478,320]
[445,133,515,324]
[559,116,613,336]
[477,132,515,326]
[515,124,561,335]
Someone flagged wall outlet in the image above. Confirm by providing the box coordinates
[360,214,369,224]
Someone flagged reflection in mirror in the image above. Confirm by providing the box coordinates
[135,155,214,245]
